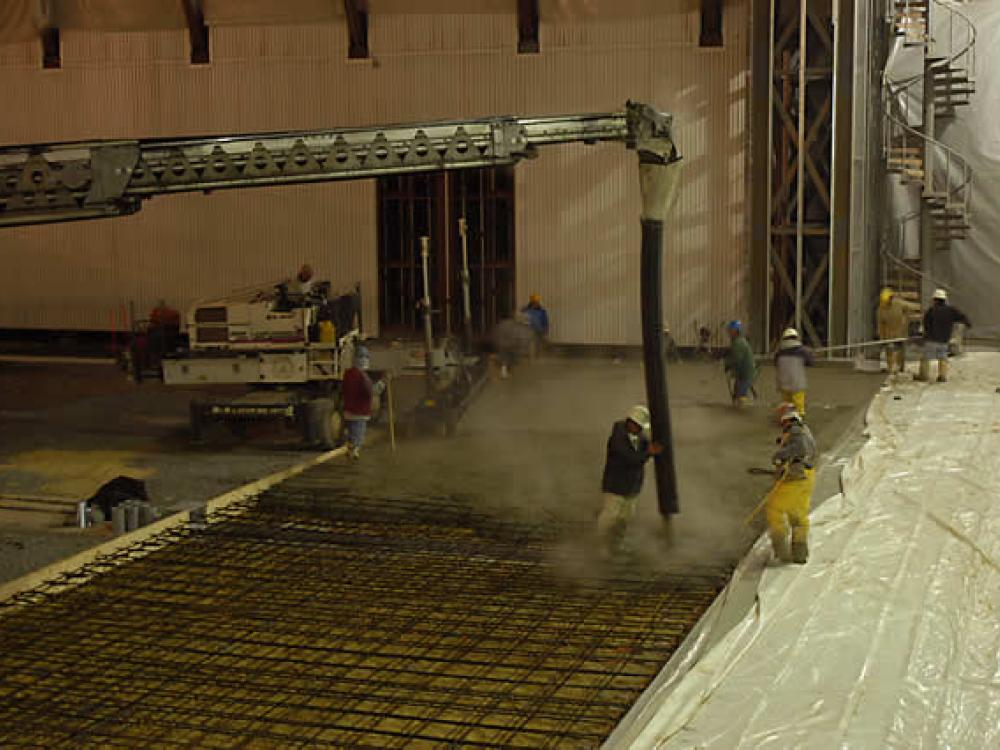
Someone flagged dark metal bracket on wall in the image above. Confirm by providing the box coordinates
[181,0,210,65]
[700,0,724,47]
[517,0,540,54]
[344,0,369,59]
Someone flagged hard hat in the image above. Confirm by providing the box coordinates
[933,288,948,301]
[879,288,895,305]
[626,405,651,431]
[777,402,801,424]
[726,320,743,333]
[781,327,799,340]
[529,293,542,305]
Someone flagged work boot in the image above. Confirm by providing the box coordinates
[937,359,949,383]
[791,540,809,564]
[770,535,792,564]
[916,359,931,382]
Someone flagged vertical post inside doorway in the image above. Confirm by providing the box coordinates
[794,0,808,333]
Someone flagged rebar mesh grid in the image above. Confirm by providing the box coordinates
[0,465,731,749]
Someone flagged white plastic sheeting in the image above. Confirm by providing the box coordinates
[886,1,1000,335]
[619,352,1000,749]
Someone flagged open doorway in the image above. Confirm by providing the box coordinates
[377,167,515,339]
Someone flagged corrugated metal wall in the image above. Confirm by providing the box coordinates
[0,2,748,344]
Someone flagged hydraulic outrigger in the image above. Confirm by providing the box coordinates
[0,101,682,514]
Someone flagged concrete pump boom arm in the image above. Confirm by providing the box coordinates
[0,101,674,228]
[0,100,683,518]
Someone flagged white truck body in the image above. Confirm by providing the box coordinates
[161,282,359,387]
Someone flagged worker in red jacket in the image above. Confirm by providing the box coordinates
[341,345,385,459]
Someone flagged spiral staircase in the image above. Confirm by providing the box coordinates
[882,0,976,307]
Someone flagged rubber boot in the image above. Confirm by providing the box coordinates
[791,540,809,564]
[937,359,949,383]
[917,359,931,382]
[770,534,792,564]
[886,350,898,375]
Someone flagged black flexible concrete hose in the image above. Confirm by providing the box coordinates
[641,218,679,515]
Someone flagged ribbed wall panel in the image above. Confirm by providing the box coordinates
[0,182,377,333]
[0,38,35,67]
[0,3,749,344]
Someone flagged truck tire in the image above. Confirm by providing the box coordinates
[307,397,342,449]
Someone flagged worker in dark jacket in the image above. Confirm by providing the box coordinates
[597,405,663,555]
[918,288,971,383]
[341,346,385,459]
[723,320,756,407]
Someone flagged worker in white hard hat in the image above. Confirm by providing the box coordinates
[341,345,386,459]
[765,404,817,564]
[597,405,663,556]
[774,327,814,417]
[917,288,971,383]
[877,287,920,376]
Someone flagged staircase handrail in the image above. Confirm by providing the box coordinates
[883,89,973,213]
[887,0,977,91]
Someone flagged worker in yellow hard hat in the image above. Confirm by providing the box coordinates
[765,404,817,564]
[877,287,920,376]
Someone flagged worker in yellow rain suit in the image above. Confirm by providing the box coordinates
[765,404,817,564]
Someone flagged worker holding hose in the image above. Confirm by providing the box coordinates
[774,328,813,417]
[597,405,663,557]
[765,404,817,564]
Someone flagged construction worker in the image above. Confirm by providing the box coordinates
[774,328,813,417]
[597,405,664,556]
[877,287,920,375]
[521,294,549,338]
[918,288,971,383]
[294,264,314,295]
[662,322,680,363]
[491,315,534,379]
[723,320,755,407]
[341,345,385,459]
[765,404,817,564]
[520,294,549,358]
